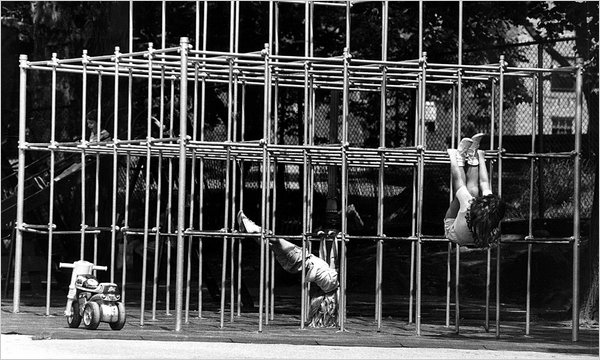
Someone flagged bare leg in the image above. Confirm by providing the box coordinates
[448,149,467,193]
[465,164,480,197]
[477,150,492,194]
[269,237,298,256]
[446,149,468,220]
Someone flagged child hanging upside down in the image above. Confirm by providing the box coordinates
[445,133,506,248]
[237,210,339,328]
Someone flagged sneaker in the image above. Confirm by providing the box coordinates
[237,210,261,234]
[456,138,473,167]
[467,133,485,166]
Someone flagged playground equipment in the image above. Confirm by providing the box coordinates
[10,0,586,342]
[59,260,126,330]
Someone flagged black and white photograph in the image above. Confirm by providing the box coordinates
[1,1,598,359]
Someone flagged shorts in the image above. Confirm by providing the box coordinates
[444,211,474,247]
[275,245,306,274]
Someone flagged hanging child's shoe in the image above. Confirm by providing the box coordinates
[237,210,261,234]
[456,138,473,167]
[467,133,486,166]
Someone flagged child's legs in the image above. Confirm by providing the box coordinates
[465,164,479,197]
[269,237,298,256]
[270,238,305,274]
[477,150,492,194]
[449,149,467,194]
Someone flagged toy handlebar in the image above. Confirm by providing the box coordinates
[59,262,108,271]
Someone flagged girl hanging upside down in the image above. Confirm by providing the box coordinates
[445,133,506,248]
[237,210,339,328]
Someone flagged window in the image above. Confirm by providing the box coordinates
[552,116,573,134]
[550,57,576,92]
[424,101,436,132]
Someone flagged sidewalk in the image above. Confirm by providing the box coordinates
[2,334,597,359]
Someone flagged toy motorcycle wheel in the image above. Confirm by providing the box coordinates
[83,302,102,330]
[109,302,126,330]
[67,302,82,328]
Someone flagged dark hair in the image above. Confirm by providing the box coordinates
[308,290,338,328]
[466,194,506,248]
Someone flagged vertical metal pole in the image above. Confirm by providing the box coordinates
[93,79,101,271]
[238,88,247,313]
[153,65,166,321]
[197,0,208,318]
[572,58,583,342]
[129,0,134,52]
[376,0,389,332]
[485,78,496,333]
[300,16,310,326]
[175,36,190,332]
[80,51,89,260]
[45,53,58,315]
[110,47,119,285]
[301,150,308,329]
[94,78,99,271]
[269,1,278,321]
[447,84,457,328]
[228,0,238,324]
[537,44,545,219]
[194,0,201,320]
[408,77,419,324]
[112,46,122,284]
[411,2,423,326]
[122,1,133,304]
[526,74,538,336]
[122,63,132,305]
[13,54,28,313]
[339,45,351,332]
[458,0,463,66]
[140,42,154,326]
[496,55,505,339]
[415,52,427,336]
[265,51,274,326]
[409,52,425,326]
[162,1,166,47]
[455,1,464,335]
[340,0,352,332]
[233,1,242,319]
[159,0,168,323]
[418,1,423,56]
[218,1,235,327]
[486,240,491,331]
[166,77,175,315]
[258,42,271,333]
[184,67,198,326]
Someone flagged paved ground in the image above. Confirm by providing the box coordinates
[2,335,597,359]
[1,292,597,360]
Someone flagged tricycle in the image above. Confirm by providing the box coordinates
[59,260,126,330]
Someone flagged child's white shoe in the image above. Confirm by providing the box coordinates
[467,133,485,166]
[237,210,261,234]
[456,138,473,167]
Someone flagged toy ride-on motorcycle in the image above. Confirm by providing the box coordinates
[59,260,126,330]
